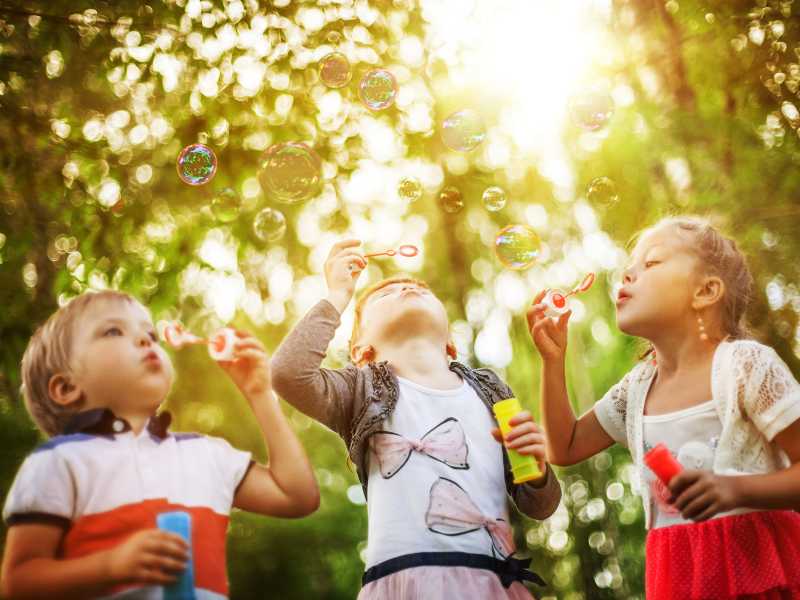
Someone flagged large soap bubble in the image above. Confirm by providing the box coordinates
[359,68,397,111]
[211,188,241,222]
[482,186,506,212]
[319,52,351,88]
[258,142,321,204]
[177,144,217,185]
[441,109,486,152]
[494,224,541,270]
[439,186,464,213]
[586,177,619,207]
[568,90,614,131]
[252,208,287,243]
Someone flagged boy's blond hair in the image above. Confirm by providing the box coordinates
[21,290,137,437]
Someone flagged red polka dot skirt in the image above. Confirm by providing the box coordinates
[646,510,800,599]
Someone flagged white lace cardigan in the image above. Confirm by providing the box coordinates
[594,339,800,528]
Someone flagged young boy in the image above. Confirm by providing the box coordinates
[271,240,561,598]
[0,290,319,599]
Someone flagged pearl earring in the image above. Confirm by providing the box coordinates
[697,314,709,342]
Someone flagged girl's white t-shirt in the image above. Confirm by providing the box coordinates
[364,376,511,569]
[643,400,756,529]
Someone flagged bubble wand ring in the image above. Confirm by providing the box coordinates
[348,244,419,271]
[541,272,596,318]
[161,321,238,362]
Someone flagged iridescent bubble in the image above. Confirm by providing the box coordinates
[586,177,619,207]
[568,90,614,131]
[439,186,464,213]
[211,188,241,222]
[326,31,343,44]
[397,177,423,202]
[258,142,321,204]
[359,68,397,111]
[177,143,217,185]
[494,224,541,270]
[482,186,506,211]
[319,52,351,88]
[441,109,485,152]
[252,208,287,243]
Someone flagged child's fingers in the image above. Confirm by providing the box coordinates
[138,566,179,585]
[667,470,700,497]
[680,493,714,520]
[532,290,547,304]
[526,304,546,331]
[507,410,534,427]
[490,427,503,442]
[693,503,720,522]
[513,442,547,460]
[556,310,572,329]
[505,431,545,451]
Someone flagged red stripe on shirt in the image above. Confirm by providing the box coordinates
[62,498,230,595]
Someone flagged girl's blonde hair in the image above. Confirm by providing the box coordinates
[638,215,754,341]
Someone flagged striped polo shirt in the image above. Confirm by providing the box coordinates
[3,408,253,600]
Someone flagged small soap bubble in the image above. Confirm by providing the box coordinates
[252,207,287,243]
[258,142,322,204]
[211,188,241,222]
[319,52,351,88]
[358,68,397,111]
[177,143,217,185]
[439,186,464,213]
[568,90,614,131]
[441,109,486,152]
[482,186,506,211]
[326,31,343,44]
[494,224,541,270]
[586,177,619,207]
[397,177,423,202]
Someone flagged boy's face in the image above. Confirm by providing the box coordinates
[357,281,450,351]
[68,297,174,416]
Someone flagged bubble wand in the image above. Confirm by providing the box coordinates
[541,272,596,318]
[349,244,419,270]
[160,321,237,362]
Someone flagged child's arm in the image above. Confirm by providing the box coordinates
[1,524,187,599]
[668,419,800,521]
[669,344,800,520]
[219,332,320,518]
[270,239,367,436]
[527,291,615,466]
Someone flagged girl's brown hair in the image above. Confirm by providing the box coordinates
[635,215,753,358]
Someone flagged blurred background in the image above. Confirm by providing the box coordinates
[1,0,800,598]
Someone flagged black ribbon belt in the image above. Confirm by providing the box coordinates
[362,552,546,589]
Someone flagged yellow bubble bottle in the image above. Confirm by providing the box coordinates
[493,398,542,484]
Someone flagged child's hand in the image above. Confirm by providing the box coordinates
[218,331,271,399]
[526,290,571,362]
[491,411,547,474]
[324,239,366,314]
[668,470,741,521]
[106,529,188,586]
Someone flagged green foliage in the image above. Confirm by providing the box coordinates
[2,0,800,598]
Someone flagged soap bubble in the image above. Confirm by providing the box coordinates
[258,142,321,204]
[326,31,343,44]
[397,177,423,202]
[252,208,287,243]
[569,90,614,131]
[586,177,619,207]
[482,186,506,211]
[177,144,217,185]
[439,186,464,213]
[319,52,351,88]
[441,109,485,152]
[359,68,397,111]
[211,188,241,222]
[494,224,541,270]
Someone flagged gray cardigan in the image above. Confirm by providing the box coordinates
[271,299,561,520]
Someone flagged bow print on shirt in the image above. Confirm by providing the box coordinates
[425,477,516,559]
[369,417,469,479]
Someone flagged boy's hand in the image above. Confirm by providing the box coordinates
[324,239,366,314]
[218,331,271,399]
[526,290,571,362]
[106,529,188,586]
[668,470,741,522]
[491,411,547,474]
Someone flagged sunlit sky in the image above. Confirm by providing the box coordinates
[176,0,631,369]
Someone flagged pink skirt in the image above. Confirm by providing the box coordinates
[357,566,535,599]
[646,510,800,600]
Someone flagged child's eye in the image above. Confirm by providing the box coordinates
[149,331,159,342]
[644,260,660,268]
[104,326,123,337]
